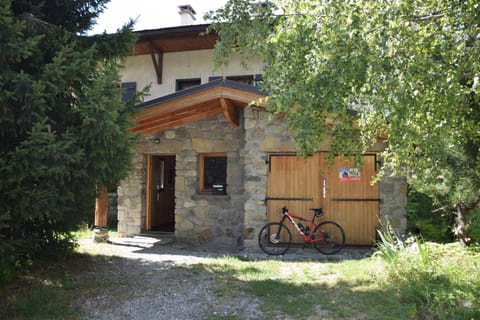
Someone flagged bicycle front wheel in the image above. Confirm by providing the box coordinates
[313,221,345,255]
[258,222,292,255]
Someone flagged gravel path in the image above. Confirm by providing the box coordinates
[72,235,371,320]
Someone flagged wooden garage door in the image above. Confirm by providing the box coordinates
[266,153,379,245]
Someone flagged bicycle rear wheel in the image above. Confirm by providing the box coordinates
[258,222,292,255]
[313,221,345,255]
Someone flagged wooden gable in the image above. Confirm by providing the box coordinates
[131,79,266,134]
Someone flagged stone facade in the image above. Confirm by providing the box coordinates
[118,106,407,249]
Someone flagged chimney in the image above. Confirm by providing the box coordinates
[178,5,196,26]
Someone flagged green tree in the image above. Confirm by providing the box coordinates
[206,0,480,245]
[0,0,139,277]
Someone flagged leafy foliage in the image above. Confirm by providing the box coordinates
[0,0,140,280]
[207,0,480,244]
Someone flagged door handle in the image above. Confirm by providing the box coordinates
[322,178,326,199]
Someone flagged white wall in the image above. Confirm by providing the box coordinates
[120,49,263,100]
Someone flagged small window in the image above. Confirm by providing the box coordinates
[199,153,227,194]
[208,76,223,82]
[226,75,254,85]
[176,78,201,91]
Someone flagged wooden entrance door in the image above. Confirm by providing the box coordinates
[266,153,379,245]
[146,155,175,232]
[266,154,322,243]
[322,155,379,245]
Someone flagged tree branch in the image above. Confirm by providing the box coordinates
[409,12,444,21]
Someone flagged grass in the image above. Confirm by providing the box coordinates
[0,228,117,320]
[203,242,479,319]
[1,228,479,319]
[205,256,402,319]
[0,253,93,319]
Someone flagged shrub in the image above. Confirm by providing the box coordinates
[406,191,454,243]
[0,216,77,282]
[375,226,480,319]
[466,206,480,245]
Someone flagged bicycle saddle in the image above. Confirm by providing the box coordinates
[310,208,324,217]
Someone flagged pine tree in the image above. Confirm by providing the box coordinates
[0,0,139,277]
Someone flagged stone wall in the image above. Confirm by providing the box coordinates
[118,114,245,248]
[117,149,145,236]
[242,108,296,248]
[379,174,408,233]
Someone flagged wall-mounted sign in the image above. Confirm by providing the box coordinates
[339,168,361,181]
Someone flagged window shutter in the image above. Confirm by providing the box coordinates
[121,82,136,102]
[254,74,263,86]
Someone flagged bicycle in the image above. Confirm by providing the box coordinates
[258,206,346,255]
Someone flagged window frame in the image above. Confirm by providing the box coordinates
[176,78,201,91]
[225,75,254,85]
[199,153,227,194]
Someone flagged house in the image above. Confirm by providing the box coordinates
[115,6,407,249]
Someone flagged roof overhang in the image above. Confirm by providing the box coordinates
[134,24,217,55]
[131,79,267,135]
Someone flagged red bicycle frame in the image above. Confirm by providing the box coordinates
[280,208,324,244]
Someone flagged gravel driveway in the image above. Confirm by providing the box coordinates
[73,235,369,320]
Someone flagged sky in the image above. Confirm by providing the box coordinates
[89,0,229,34]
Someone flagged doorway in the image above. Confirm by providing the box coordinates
[266,152,379,245]
[146,155,175,232]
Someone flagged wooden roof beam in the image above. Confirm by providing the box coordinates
[149,41,163,84]
[220,97,239,127]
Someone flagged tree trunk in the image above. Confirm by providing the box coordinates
[94,186,108,227]
[454,205,470,247]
